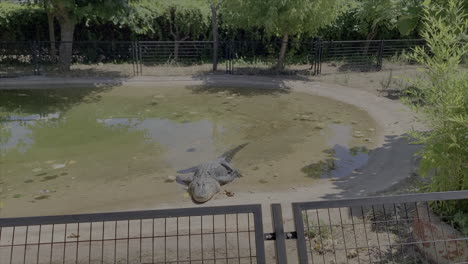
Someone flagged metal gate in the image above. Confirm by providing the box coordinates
[0,205,265,264]
[292,191,468,264]
[1,191,467,264]
[137,41,215,76]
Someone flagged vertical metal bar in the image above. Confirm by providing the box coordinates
[304,210,314,263]
[292,204,308,264]
[382,205,394,262]
[224,214,228,260]
[318,39,323,75]
[50,225,55,264]
[164,218,167,263]
[201,216,204,262]
[176,217,179,262]
[139,219,142,263]
[349,207,361,263]
[9,226,15,264]
[114,221,117,264]
[126,220,129,264]
[338,208,349,264]
[326,208,337,264]
[212,215,215,261]
[75,223,79,264]
[101,222,105,264]
[152,218,155,264]
[188,216,191,262]
[138,42,143,76]
[21,226,28,264]
[63,224,67,264]
[271,204,287,264]
[377,40,384,70]
[236,214,241,262]
[403,203,417,262]
[37,225,42,264]
[131,42,136,76]
[315,210,326,264]
[371,206,383,262]
[247,213,253,264]
[89,223,92,264]
[253,206,266,264]
[360,206,373,264]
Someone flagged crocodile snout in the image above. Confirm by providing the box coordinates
[188,178,221,203]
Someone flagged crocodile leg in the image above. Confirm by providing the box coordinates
[176,175,194,185]
[177,166,199,174]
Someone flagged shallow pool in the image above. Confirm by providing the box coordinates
[0,85,377,216]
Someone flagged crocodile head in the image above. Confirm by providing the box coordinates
[188,177,221,203]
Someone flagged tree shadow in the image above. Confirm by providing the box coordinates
[321,134,423,200]
[338,63,379,73]
[0,82,121,118]
[188,73,313,97]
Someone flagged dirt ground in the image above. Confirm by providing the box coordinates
[0,74,433,263]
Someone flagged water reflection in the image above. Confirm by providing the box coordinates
[0,113,61,152]
[313,124,370,178]
[98,118,223,169]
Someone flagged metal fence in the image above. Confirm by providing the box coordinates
[0,39,427,78]
[292,191,468,264]
[1,191,467,264]
[0,205,265,264]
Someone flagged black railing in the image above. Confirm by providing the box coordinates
[0,205,266,264]
[1,191,467,263]
[292,191,468,264]
[0,39,428,78]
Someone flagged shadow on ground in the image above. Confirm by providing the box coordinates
[188,72,311,96]
[0,82,121,118]
[321,134,423,200]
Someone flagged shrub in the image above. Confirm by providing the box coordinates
[405,0,467,230]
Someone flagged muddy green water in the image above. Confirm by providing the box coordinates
[0,85,377,216]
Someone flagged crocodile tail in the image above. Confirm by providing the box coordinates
[220,143,249,162]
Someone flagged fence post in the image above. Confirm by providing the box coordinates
[377,39,384,70]
[229,40,234,74]
[318,38,323,75]
[271,204,288,264]
[138,41,143,76]
[32,41,39,76]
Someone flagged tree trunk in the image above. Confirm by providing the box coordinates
[47,12,57,61]
[363,26,377,55]
[174,41,179,62]
[276,33,289,70]
[211,4,219,71]
[57,16,75,71]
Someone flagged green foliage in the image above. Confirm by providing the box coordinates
[0,2,46,40]
[405,0,468,224]
[354,0,424,38]
[223,0,349,37]
[116,0,210,36]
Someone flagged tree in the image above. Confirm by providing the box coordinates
[208,0,223,71]
[41,1,57,60]
[223,0,348,69]
[30,0,128,71]
[159,0,209,62]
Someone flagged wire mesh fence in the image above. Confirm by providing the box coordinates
[293,191,468,264]
[0,205,265,264]
[0,39,430,78]
[0,192,468,263]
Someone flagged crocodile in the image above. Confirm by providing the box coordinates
[176,143,248,203]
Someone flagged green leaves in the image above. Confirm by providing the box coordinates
[223,0,348,37]
[405,0,468,228]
